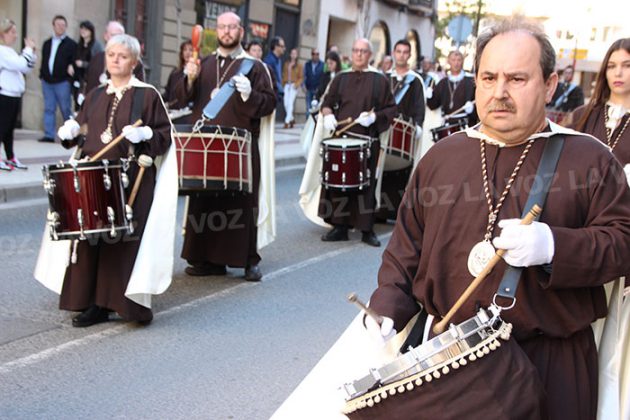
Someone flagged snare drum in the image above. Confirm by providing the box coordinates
[342,305,547,419]
[431,120,467,142]
[42,159,133,240]
[321,138,371,191]
[174,124,252,193]
[384,116,416,171]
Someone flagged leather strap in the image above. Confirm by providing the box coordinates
[496,135,565,301]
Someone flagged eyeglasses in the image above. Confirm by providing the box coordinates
[216,24,239,31]
[312,52,319,55]
[352,48,370,55]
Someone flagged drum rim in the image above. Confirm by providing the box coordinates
[52,224,133,240]
[174,123,251,137]
[44,161,125,172]
[322,138,369,147]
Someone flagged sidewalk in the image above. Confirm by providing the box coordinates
[0,124,306,204]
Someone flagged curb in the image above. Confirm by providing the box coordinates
[0,155,306,205]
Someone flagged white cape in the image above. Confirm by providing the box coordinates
[256,111,276,249]
[270,312,422,420]
[34,80,178,308]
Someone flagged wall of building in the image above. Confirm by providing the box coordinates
[161,0,196,89]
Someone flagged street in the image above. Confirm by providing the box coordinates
[0,165,393,419]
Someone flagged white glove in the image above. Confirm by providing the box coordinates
[356,111,376,127]
[492,219,555,267]
[122,125,153,144]
[57,119,80,140]
[365,315,396,347]
[77,93,85,106]
[463,101,474,115]
[425,87,433,99]
[415,124,423,141]
[323,114,337,136]
[624,164,630,188]
[233,73,252,102]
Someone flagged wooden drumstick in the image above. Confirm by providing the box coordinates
[443,100,475,119]
[432,204,542,334]
[348,293,384,326]
[335,108,375,137]
[127,154,153,208]
[89,119,143,161]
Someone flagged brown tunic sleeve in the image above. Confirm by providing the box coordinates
[133,87,172,159]
[237,60,276,119]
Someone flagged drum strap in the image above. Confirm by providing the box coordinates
[131,86,146,123]
[495,135,565,301]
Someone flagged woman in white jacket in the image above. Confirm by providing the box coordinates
[0,18,36,170]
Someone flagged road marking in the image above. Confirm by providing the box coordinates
[0,197,47,211]
[0,232,392,374]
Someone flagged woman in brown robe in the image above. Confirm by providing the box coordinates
[55,34,173,327]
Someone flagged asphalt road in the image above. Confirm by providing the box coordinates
[0,166,393,419]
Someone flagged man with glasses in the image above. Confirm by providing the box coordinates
[175,12,276,282]
[303,48,324,113]
[300,38,396,247]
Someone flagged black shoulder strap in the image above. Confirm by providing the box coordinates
[495,135,565,302]
[371,72,381,110]
[131,86,146,123]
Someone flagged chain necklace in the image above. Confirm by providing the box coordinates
[466,138,535,277]
[603,103,630,150]
[211,55,239,99]
[447,79,459,110]
[100,86,131,144]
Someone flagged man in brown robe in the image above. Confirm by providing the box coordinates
[84,21,144,96]
[377,39,425,221]
[364,19,630,419]
[427,50,478,127]
[318,38,397,247]
[175,12,276,281]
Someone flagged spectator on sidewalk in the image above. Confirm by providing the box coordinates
[71,20,103,109]
[263,36,285,100]
[315,51,341,101]
[38,15,76,143]
[0,18,36,171]
[282,48,302,128]
[303,48,323,113]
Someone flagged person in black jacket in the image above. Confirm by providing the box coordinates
[38,15,76,143]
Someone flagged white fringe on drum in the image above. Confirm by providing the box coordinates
[343,321,513,414]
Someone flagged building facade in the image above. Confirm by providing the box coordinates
[1,0,436,129]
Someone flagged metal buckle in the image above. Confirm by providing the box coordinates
[492,294,516,311]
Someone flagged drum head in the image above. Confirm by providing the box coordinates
[323,138,368,148]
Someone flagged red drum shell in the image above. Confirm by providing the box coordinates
[321,138,370,191]
[174,124,252,193]
[384,117,416,171]
[431,120,467,142]
[44,160,131,240]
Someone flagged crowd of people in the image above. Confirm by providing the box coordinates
[1,9,628,419]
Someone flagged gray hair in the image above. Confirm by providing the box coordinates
[106,34,141,61]
[475,17,556,81]
[354,37,373,53]
[0,18,15,39]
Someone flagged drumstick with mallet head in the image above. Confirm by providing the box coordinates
[127,154,153,208]
[89,119,143,161]
[443,100,475,120]
[432,204,542,334]
[186,24,203,88]
[347,292,384,326]
[335,108,375,137]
